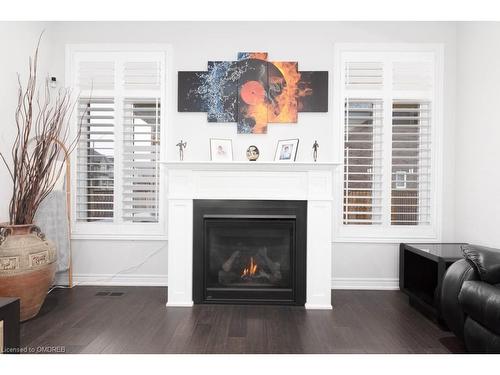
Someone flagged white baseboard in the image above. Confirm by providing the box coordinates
[55,274,398,290]
[305,303,333,310]
[166,302,194,307]
[54,273,168,287]
[331,277,399,290]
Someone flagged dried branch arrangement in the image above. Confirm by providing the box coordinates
[0,34,80,225]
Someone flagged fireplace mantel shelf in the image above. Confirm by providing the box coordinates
[160,160,341,171]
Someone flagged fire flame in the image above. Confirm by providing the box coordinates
[268,61,301,123]
[241,57,315,133]
[241,257,258,278]
[245,102,268,134]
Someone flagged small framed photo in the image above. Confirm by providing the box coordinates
[210,138,233,161]
[274,139,299,162]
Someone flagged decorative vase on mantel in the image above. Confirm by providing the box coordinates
[0,224,57,321]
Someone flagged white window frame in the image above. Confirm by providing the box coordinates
[66,44,173,240]
[333,43,444,243]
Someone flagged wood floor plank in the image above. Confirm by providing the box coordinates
[19,286,465,354]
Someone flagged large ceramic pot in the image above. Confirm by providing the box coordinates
[0,224,57,321]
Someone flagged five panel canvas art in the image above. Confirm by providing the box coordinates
[178,52,328,134]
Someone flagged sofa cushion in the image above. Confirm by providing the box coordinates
[458,280,500,336]
[462,244,500,284]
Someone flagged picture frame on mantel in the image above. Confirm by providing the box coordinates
[210,138,233,162]
[274,139,299,162]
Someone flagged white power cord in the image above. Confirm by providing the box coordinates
[47,242,167,294]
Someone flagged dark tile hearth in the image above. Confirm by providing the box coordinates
[20,286,465,354]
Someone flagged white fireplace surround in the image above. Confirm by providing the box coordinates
[163,161,340,310]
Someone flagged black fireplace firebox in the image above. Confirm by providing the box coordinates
[193,200,306,305]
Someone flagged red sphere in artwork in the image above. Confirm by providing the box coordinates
[240,80,266,105]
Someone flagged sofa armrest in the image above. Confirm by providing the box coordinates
[441,259,478,339]
[462,244,500,284]
[459,280,500,336]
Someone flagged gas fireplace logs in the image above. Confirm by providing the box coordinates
[218,246,282,285]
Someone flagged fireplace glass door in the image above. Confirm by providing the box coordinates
[207,219,293,291]
[202,218,296,303]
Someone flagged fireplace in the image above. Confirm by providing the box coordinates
[164,162,334,309]
[193,200,306,305]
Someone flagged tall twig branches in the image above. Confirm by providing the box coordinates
[0,32,81,225]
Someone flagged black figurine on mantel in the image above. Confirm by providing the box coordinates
[176,140,187,161]
[312,140,319,162]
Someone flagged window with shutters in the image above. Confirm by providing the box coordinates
[335,45,442,241]
[344,99,383,225]
[68,46,168,238]
[391,100,432,226]
[122,98,161,223]
[77,97,115,222]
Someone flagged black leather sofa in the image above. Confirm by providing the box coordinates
[441,244,500,353]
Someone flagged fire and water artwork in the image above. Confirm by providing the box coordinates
[178,52,328,134]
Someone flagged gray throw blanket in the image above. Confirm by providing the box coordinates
[34,190,70,272]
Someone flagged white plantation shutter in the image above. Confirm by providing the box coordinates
[339,47,439,237]
[344,99,383,225]
[345,61,384,90]
[122,98,160,223]
[391,100,432,225]
[72,48,165,233]
[121,58,162,223]
[124,61,161,90]
[75,56,116,223]
[76,98,115,222]
[392,61,433,91]
[78,61,115,90]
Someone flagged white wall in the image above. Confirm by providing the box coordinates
[455,23,500,248]
[0,21,459,288]
[0,22,53,224]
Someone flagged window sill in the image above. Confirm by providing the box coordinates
[71,233,168,241]
[332,236,440,244]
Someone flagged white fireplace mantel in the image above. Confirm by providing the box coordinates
[161,161,340,310]
[161,160,340,170]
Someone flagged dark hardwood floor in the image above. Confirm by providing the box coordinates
[20,286,465,354]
